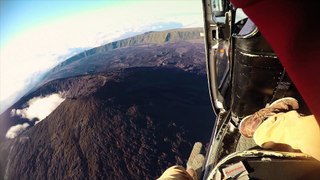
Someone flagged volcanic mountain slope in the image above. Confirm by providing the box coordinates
[0,32,206,141]
[41,39,206,84]
[45,27,203,80]
[0,67,214,179]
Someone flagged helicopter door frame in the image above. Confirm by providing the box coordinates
[202,0,234,115]
[201,0,237,179]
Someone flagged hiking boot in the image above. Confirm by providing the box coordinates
[267,97,299,112]
[239,97,299,138]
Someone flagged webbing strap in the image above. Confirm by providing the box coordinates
[271,69,291,102]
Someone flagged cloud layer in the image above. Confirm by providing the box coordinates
[5,123,30,139]
[7,93,65,139]
[11,93,65,121]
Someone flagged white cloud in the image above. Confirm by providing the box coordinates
[11,93,65,122]
[5,123,30,139]
[0,0,203,113]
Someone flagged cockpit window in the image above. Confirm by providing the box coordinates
[235,8,248,22]
[238,19,257,36]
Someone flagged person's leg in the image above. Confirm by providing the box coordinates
[157,165,195,180]
[253,110,320,161]
[239,97,299,138]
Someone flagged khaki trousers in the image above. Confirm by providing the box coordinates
[254,110,320,161]
[157,165,195,180]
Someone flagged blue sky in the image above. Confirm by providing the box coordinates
[0,0,204,112]
[0,0,203,49]
[0,0,120,49]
